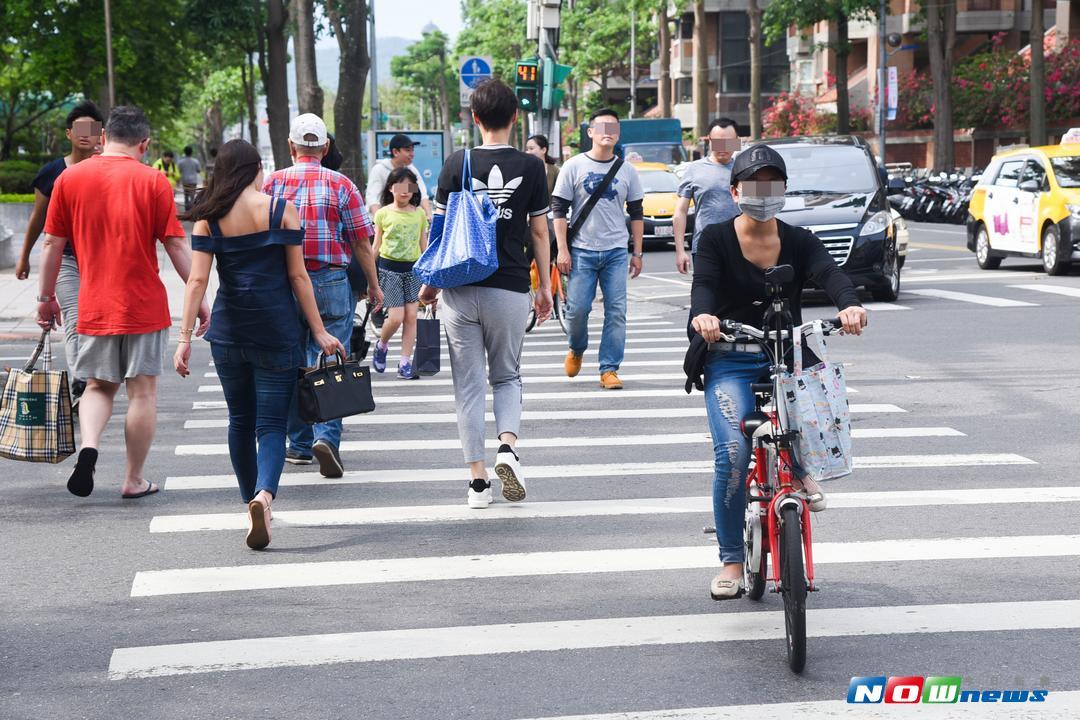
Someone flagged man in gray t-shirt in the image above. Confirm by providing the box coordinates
[551,109,644,389]
[674,117,741,273]
[177,145,202,211]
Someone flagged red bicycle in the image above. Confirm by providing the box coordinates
[712,264,843,673]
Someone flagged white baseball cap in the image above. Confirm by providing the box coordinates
[289,113,328,147]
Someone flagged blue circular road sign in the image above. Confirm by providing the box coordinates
[460,57,493,89]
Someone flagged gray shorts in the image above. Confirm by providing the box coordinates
[75,329,170,384]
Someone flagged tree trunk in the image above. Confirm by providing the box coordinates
[748,0,761,139]
[245,52,260,147]
[658,6,672,118]
[439,57,452,132]
[569,75,579,129]
[693,0,708,138]
[205,102,224,151]
[293,0,324,116]
[927,0,956,171]
[262,0,292,169]
[1030,0,1047,146]
[835,14,850,135]
[327,0,370,187]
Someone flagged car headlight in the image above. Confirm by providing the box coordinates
[859,210,893,237]
[1066,203,1080,220]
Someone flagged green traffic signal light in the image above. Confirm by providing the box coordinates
[515,58,541,112]
[542,57,572,111]
[517,87,540,112]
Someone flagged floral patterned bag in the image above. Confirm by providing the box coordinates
[777,320,852,482]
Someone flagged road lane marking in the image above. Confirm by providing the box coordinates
[1009,283,1080,299]
[173,424,947,455]
[903,272,1045,283]
[853,302,911,311]
[131,534,1080,596]
[908,241,968,251]
[162,454,1036,491]
[107,599,1080,678]
[905,288,1038,307]
[636,273,692,287]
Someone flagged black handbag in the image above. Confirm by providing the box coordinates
[296,351,375,423]
[413,306,441,376]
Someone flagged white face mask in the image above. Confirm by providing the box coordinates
[738,195,786,222]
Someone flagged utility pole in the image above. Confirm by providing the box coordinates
[535,0,563,153]
[877,0,887,164]
[629,8,637,118]
[104,0,116,110]
[369,5,378,163]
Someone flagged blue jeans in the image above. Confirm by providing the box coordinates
[211,343,303,503]
[703,350,771,564]
[287,267,356,454]
[566,247,628,373]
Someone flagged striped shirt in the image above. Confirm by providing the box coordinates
[263,156,374,268]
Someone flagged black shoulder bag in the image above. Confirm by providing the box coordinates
[566,157,624,245]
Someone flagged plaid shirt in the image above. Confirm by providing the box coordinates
[263,156,374,268]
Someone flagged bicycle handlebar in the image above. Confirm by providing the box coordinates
[720,317,842,341]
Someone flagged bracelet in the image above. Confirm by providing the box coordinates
[177,339,192,345]
[631,252,643,259]
[36,295,54,302]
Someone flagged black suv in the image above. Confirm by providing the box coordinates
[757,136,902,301]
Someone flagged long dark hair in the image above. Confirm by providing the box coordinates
[527,134,556,164]
[182,139,261,222]
[379,166,421,208]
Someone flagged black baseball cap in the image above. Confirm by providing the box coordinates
[730,143,788,185]
[389,134,421,151]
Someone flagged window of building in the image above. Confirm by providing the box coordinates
[718,12,789,94]
[676,77,693,105]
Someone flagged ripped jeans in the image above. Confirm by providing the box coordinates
[703,349,771,564]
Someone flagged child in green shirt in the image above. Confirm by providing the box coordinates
[371,167,429,379]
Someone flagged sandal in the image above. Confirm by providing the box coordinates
[794,475,827,512]
[246,497,272,550]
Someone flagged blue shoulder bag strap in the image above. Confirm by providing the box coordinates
[461,149,472,192]
[269,197,287,230]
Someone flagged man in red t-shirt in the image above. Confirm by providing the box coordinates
[36,105,210,500]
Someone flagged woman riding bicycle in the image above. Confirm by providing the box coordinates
[689,144,868,600]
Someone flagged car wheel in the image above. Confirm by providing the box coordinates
[975,225,1002,270]
[870,247,901,302]
[897,254,906,270]
[1042,223,1071,276]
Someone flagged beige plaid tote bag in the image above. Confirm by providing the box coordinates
[0,331,75,463]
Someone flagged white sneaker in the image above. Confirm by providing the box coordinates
[467,479,492,509]
[494,445,526,502]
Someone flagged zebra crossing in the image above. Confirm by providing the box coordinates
[102,310,1074,716]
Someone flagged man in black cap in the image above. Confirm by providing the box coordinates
[366,133,431,216]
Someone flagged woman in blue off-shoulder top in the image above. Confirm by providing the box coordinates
[173,139,345,551]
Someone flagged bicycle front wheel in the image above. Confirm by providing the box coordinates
[555,293,570,335]
[780,503,807,673]
[525,288,538,333]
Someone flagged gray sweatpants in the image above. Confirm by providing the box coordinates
[441,285,531,463]
[55,254,82,381]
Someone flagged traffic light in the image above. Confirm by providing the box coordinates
[542,57,572,111]
[515,58,540,112]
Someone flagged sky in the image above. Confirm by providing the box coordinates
[316,0,465,48]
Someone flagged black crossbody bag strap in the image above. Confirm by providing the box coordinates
[567,157,623,244]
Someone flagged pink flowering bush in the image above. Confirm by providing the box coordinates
[762,91,873,137]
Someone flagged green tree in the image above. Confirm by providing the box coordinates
[763,0,879,135]
[456,0,529,83]
[391,30,459,132]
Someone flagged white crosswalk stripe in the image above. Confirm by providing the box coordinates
[905,288,1039,307]
[108,599,1080,679]
[1009,283,1080,299]
[173,426,958,456]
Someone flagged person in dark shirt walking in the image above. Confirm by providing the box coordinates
[174,139,345,550]
[419,79,552,509]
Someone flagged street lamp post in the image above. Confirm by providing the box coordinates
[104,0,115,110]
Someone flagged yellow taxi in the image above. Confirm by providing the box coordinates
[626,161,694,248]
[967,144,1080,275]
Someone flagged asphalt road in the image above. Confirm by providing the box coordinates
[3,220,1080,719]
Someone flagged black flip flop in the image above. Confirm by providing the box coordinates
[66,448,97,497]
[122,481,159,499]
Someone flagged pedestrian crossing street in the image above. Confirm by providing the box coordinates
[106,310,1078,717]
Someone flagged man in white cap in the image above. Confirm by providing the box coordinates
[263,112,382,479]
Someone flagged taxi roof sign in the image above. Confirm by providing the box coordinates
[1061,127,1080,144]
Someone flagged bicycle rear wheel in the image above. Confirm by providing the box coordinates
[780,503,807,673]
[554,293,569,335]
[525,289,538,333]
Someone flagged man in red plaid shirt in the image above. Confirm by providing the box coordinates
[263,113,382,479]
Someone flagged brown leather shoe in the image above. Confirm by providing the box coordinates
[246,498,272,550]
[600,371,623,389]
[564,351,582,378]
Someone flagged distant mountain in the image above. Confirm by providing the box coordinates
[286,36,416,101]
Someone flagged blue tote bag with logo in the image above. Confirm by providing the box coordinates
[413,149,499,288]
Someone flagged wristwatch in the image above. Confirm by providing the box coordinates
[36,295,54,302]
[631,252,643,259]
